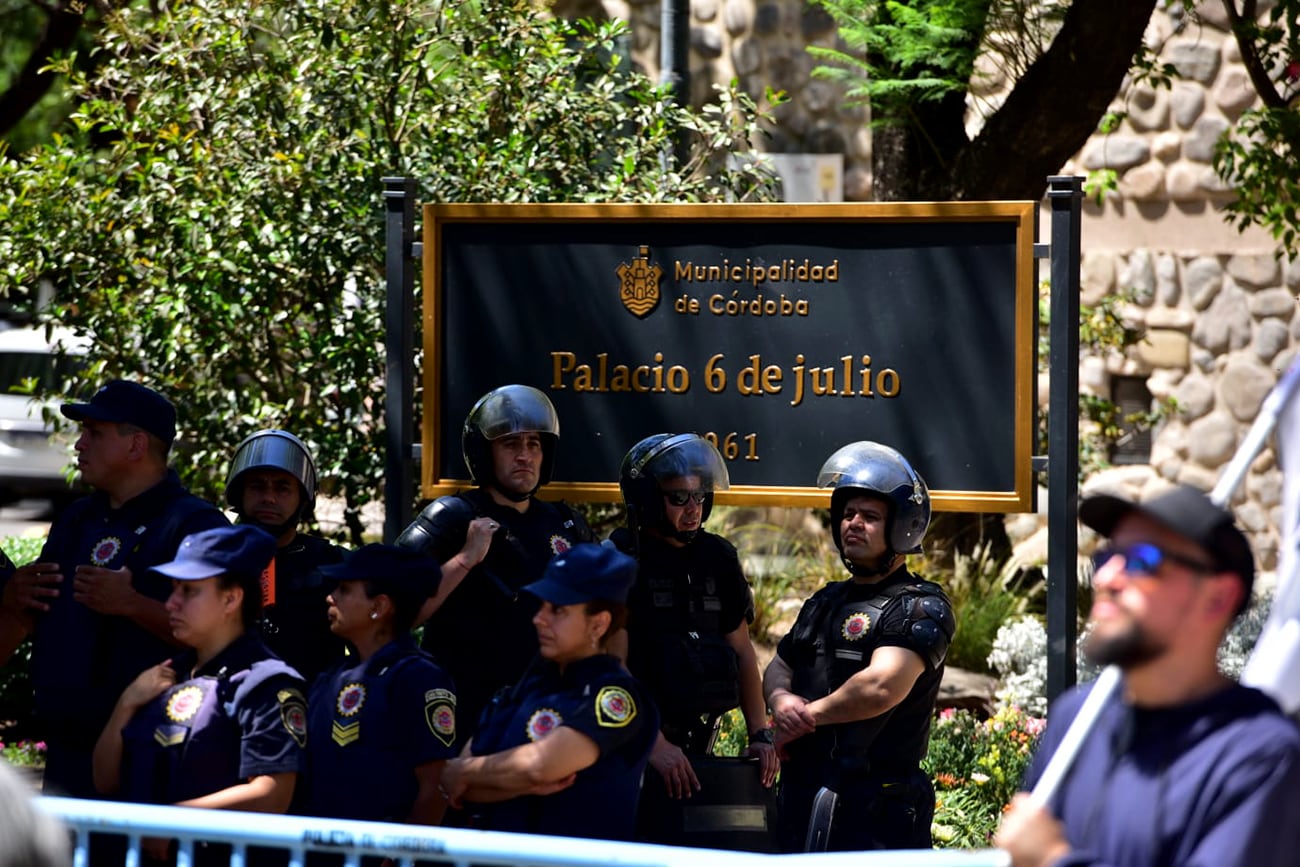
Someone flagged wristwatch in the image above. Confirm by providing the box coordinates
[749,728,775,745]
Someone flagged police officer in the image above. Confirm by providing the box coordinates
[225,429,346,681]
[396,385,594,744]
[610,433,777,824]
[299,544,456,826]
[440,544,658,841]
[0,380,229,797]
[763,441,955,852]
[92,525,307,814]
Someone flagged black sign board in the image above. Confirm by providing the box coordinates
[421,203,1036,512]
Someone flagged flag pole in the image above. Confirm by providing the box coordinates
[1030,357,1300,808]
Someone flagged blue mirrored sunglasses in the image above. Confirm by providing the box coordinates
[1090,542,1213,577]
[663,490,708,506]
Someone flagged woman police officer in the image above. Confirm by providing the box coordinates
[439,544,657,841]
[93,525,307,862]
[297,544,457,826]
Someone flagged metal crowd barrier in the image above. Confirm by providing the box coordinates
[38,797,1010,867]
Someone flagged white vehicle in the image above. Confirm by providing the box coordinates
[0,325,88,506]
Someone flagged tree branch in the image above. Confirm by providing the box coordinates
[955,0,1159,200]
[0,3,86,140]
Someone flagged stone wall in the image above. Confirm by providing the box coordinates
[568,0,1300,580]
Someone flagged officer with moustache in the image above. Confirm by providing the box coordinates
[225,430,346,682]
[763,441,955,852]
[0,380,229,797]
[396,385,594,745]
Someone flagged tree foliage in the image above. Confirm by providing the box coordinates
[0,0,777,542]
[1214,0,1300,257]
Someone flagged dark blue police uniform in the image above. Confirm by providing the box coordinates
[301,635,458,822]
[469,654,658,840]
[19,470,228,797]
[775,568,952,851]
[409,489,593,745]
[258,533,347,683]
[118,631,307,804]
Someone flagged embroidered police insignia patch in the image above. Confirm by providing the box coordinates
[595,686,636,728]
[165,686,204,723]
[426,688,457,747]
[549,535,571,556]
[91,536,122,566]
[841,612,871,641]
[526,708,562,742]
[278,688,308,747]
[336,682,366,717]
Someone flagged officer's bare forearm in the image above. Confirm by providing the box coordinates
[763,653,797,705]
[456,729,598,803]
[92,699,141,796]
[728,626,768,734]
[409,760,448,825]
[806,646,924,726]
[176,772,296,813]
[417,555,475,624]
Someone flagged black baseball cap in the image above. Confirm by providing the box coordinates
[318,544,441,606]
[153,525,277,582]
[61,379,177,446]
[523,543,637,606]
[1080,484,1255,611]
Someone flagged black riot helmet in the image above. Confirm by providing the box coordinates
[225,430,319,535]
[619,433,729,545]
[817,441,930,572]
[463,385,560,501]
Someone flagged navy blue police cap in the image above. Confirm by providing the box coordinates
[318,543,441,603]
[153,525,277,581]
[61,379,177,446]
[523,543,637,606]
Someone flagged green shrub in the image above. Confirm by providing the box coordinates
[925,705,1044,848]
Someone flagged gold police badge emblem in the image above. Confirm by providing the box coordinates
[336,682,366,717]
[617,245,663,319]
[91,536,123,566]
[165,685,204,723]
[841,612,871,641]
[526,708,562,742]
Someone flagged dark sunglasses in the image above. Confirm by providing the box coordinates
[663,490,708,506]
[1090,542,1214,577]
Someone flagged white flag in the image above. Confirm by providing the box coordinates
[1242,359,1300,713]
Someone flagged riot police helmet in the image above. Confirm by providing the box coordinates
[463,385,560,500]
[817,441,930,557]
[620,432,729,543]
[226,429,319,515]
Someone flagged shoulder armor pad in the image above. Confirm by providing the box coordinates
[904,589,956,669]
[904,580,949,600]
[395,495,477,554]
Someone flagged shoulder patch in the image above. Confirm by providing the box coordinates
[277,687,308,747]
[425,688,457,746]
[595,685,637,728]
